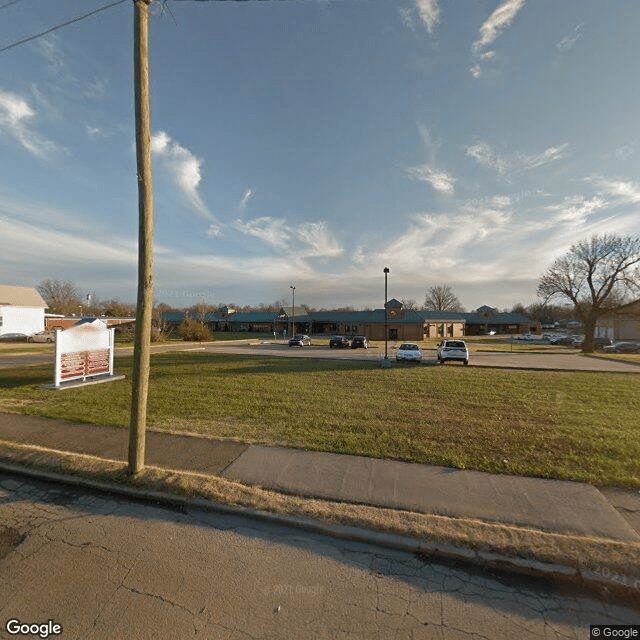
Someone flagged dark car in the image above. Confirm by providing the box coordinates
[0,333,28,342]
[351,336,369,349]
[329,336,350,348]
[593,337,614,351]
[603,341,640,354]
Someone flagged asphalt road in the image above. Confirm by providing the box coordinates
[1,474,638,639]
[1,340,639,373]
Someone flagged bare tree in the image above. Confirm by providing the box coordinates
[401,299,418,310]
[37,279,82,315]
[99,299,137,317]
[537,233,640,352]
[424,285,464,312]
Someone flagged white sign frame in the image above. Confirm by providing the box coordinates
[53,319,116,388]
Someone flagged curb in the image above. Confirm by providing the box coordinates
[1,460,638,608]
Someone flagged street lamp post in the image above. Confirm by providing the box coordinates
[382,267,391,368]
[290,285,296,338]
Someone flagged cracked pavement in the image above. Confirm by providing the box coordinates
[0,474,638,639]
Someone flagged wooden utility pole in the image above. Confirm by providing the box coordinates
[129,0,154,475]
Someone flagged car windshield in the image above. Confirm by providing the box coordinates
[400,344,417,350]
[447,341,466,348]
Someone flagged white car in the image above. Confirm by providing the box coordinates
[437,339,469,365]
[27,331,55,343]
[395,343,422,362]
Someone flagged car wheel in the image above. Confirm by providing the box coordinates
[27,337,33,343]
[464,360,468,366]
[46,338,52,343]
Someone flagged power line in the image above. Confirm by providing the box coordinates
[0,0,26,11]
[0,0,129,55]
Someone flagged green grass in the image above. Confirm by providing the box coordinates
[1,352,639,487]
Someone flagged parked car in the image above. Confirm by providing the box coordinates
[0,333,28,342]
[395,343,422,362]
[602,341,640,354]
[437,339,469,365]
[594,337,614,351]
[27,331,55,343]
[329,335,350,349]
[288,334,311,347]
[351,336,369,349]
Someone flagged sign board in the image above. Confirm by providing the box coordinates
[53,319,116,388]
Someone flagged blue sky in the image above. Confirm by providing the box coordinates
[1,0,640,311]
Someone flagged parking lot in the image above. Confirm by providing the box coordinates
[205,341,640,373]
[1,338,639,373]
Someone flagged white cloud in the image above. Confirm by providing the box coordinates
[519,143,569,170]
[234,216,343,259]
[37,34,65,75]
[378,204,513,276]
[466,142,509,175]
[401,0,440,34]
[556,24,584,53]
[589,176,640,204]
[151,130,217,224]
[240,187,253,210]
[296,221,343,257]
[405,164,455,194]
[545,195,607,226]
[206,223,222,238]
[466,140,569,177]
[0,217,137,268]
[473,0,526,51]
[415,0,440,33]
[471,0,526,77]
[406,124,454,194]
[235,216,290,250]
[0,90,57,159]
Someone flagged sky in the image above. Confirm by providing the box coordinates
[1,0,640,312]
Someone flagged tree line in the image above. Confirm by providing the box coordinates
[36,232,640,352]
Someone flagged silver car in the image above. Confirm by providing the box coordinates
[437,339,469,365]
[288,334,311,347]
[27,331,55,343]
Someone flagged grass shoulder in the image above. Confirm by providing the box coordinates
[0,351,638,487]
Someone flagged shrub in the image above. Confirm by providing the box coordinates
[178,317,212,342]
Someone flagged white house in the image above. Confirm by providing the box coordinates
[0,285,47,337]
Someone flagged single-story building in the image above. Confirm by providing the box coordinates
[45,316,135,331]
[0,285,47,337]
[596,300,640,341]
[462,306,537,335]
[160,301,535,341]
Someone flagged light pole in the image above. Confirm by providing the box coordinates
[290,285,296,337]
[382,267,391,368]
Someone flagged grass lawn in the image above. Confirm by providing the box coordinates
[0,351,638,487]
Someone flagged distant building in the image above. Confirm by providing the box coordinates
[463,306,537,336]
[0,285,47,337]
[45,316,135,331]
[596,300,640,340]
[159,300,536,341]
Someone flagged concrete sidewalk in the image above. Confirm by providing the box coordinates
[0,411,638,544]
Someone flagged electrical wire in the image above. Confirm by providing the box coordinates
[0,0,25,11]
[0,0,129,55]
